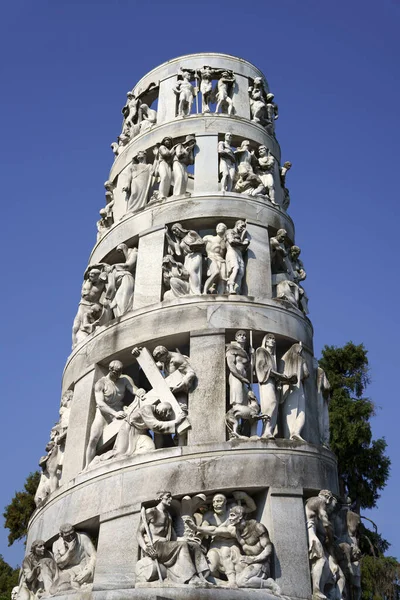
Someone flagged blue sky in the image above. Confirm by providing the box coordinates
[0,0,399,567]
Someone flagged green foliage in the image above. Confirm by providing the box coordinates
[319,342,390,511]
[0,554,18,600]
[3,471,40,546]
[361,555,400,600]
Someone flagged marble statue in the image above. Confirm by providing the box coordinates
[280,161,292,210]
[255,146,277,203]
[216,70,235,115]
[172,134,196,196]
[122,91,141,131]
[305,490,346,600]
[280,343,309,441]
[136,490,208,585]
[162,255,190,299]
[72,265,109,349]
[154,137,174,199]
[203,223,227,295]
[218,132,236,192]
[166,223,205,295]
[34,428,62,507]
[52,523,96,590]
[198,65,214,113]
[138,103,157,133]
[266,93,279,135]
[84,360,142,468]
[122,151,153,213]
[96,208,113,241]
[173,70,196,117]
[270,229,289,275]
[255,334,294,439]
[104,243,137,317]
[248,77,269,127]
[315,361,331,448]
[18,540,58,599]
[225,220,250,294]
[235,140,254,174]
[11,587,18,600]
[334,502,361,600]
[120,84,158,140]
[234,170,266,197]
[151,345,196,412]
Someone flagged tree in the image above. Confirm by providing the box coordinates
[3,471,40,546]
[0,554,18,600]
[319,342,390,512]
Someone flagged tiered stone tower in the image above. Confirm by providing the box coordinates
[24,54,345,600]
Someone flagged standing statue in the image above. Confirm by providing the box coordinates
[334,502,361,600]
[248,77,269,127]
[315,361,331,448]
[203,223,227,295]
[225,219,250,294]
[280,343,310,441]
[122,91,141,131]
[136,490,208,585]
[255,334,293,439]
[162,256,190,299]
[154,137,174,199]
[52,523,96,590]
[266,93,279,135]
[18,540,58,599]
[172,134,196,196]
[270,229,289,275]
[235,140,254,174]
[218,132,236,192]
[280,161,292,210]
[198,65,214,113]
[72,265,110,349]
[104,244,137,317]
[122,151,153,214]
[173,70,196,117]
[166,223,205,295]
[215,70,235,115]
[34,427,62,507]
[256,146,277,203]
[84,360,142,468]
[288,245,309,314]
[151,345,196,412]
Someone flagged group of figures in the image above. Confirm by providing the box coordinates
[248,77,279,135]
[136,489,280,592]
[270,229,309,314]
[306,490,361,600]
[72,245,138,348]
[226,330,330,444]
[174,67,236,116]
[218,133,291,207]
[14,524,96,599]
[163,219,249,297]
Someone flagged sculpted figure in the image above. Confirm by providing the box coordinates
[334,502,361,600]
[255,334,294,439]
[34,426,62,507]
[72,265,109,349]
[11,587,18,599]
[280,161,292,210]
[111,129,130,157]
[225,220,250,294]
[305,490,345,600]
[288,245,309,314]
[256,146,277,203]
[166,223,205,295]
[315,361,331,448]
[122,151,153,213]
[216,70,235,115]
[152,345,196,411]
[52,523,96,589]
[218,133,236,192]
[226,330,251,407]
[186,491,256,587]
[136,490,208,585]
[199,65,214,113]
[18,540,58,599]
[84,360,141,468]
[234,170,266,197]
[154,137,174,199]
[266,93,279,135]
[203,223,227,295]
[162,255,190,299]
[235,140,254,174]
[172,134,196,196]
[280,342,309,441]
[248,77,269,127]
[173,70,195,117]
[96,208,113,241]
[138,103,157,133]
[105,244,137,317]
[122,91,141,131]
[270,229,289,275]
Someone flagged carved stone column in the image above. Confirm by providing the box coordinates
[193,133,219,194]
[157,76,178,124]
[133,225,165,309]
[245,220,272,299]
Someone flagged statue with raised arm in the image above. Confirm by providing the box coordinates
[84,360,141,468]
[198,65,214,113]
[136,491,208,585]
[173,70,196,117]
[280,342,310,441]
[166,223,205,295]
[225,220,250,294]
[203,223,227,295]
[172,134,196,196]
[122,151,153,214]
[18,540,58,599]
[104,243,137,317]
[52,523,96,590]
[215,70,235,115]
[218,132,236,192]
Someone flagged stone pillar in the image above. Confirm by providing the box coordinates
[245,221,272,299]
[188,329,227,445]
[193,133,219,194]
[133,225,165,309]
[93,506,141,590]
[157,76,177,124]
[234,73,251,120]
[264,488,312,598]
[61,367,100,483]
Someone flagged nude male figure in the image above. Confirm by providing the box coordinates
[72,267,107,349]
[84,360,140,468]
[203,223,227,295]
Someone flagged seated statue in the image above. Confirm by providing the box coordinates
[52,523,96,590]
[17,540,58,599]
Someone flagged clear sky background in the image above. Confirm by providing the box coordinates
[0,0,399,567]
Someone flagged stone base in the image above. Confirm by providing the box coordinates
[53,587,301,600]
